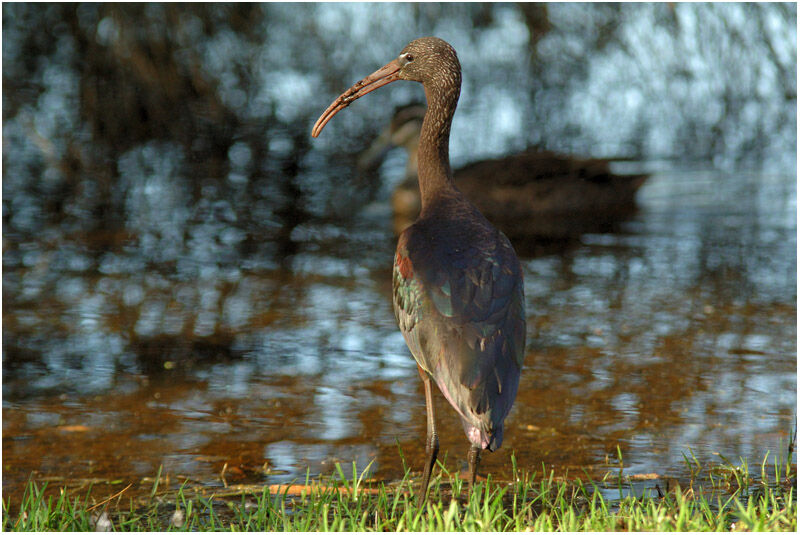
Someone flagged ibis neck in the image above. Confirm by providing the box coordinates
[418,82,460,212]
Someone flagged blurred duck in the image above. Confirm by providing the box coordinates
[358,104,649,241]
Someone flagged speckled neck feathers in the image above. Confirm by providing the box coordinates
[411,41,462,213]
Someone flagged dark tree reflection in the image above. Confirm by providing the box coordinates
[3,4,795,247]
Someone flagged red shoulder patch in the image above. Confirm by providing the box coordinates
[396,253,414,279]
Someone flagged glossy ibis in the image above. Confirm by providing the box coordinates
[312,37,526,499]
[359,104,649,238]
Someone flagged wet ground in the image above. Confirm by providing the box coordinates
[2,166,796,503]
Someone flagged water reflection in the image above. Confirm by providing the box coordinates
[2,4,796,507]
[2,168,795,502]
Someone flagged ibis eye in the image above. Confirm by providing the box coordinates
[404,53,414,62]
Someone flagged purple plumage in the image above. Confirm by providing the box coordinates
[393,192,525,452]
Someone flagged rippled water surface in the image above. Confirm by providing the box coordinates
[2,167,796,501]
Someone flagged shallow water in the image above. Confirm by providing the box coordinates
[2,167,796,502]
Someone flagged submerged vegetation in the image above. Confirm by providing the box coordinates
[3,451,795,532]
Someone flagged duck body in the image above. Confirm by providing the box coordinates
[455,150,647,217]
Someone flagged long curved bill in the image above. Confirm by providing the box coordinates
[311,59,402,138]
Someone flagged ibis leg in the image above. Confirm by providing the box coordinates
[467,444,481,493]
[418,366,439,501]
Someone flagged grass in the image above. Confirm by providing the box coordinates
[2,450,796,531]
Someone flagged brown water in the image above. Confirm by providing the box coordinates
[2,168,796,502]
